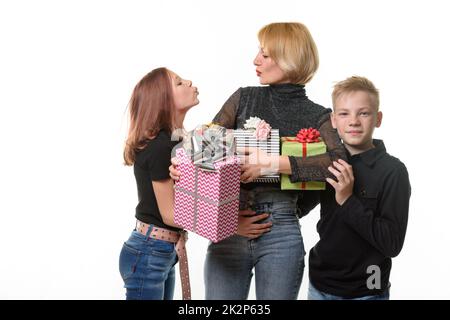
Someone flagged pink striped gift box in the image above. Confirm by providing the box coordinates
[174,148,241,243]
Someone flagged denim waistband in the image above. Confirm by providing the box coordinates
[241,190,297,202]
[240,190,298,209]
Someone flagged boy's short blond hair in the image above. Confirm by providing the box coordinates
[258,22,319,84]
[332,76,380,111]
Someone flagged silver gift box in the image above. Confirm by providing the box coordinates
[233,129,280,183]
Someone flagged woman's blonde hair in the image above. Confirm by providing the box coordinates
[258,22,319,84]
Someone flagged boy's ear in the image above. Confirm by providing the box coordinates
[376,111,383,128]
[331,112,337,129]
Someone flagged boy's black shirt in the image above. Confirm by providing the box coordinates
[309,139,411,298]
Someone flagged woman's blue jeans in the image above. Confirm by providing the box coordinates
[204,190,305,300]
[119,228,177,300]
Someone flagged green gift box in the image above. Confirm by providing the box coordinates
[281,137,327,190]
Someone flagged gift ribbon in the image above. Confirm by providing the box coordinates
[193,166,199,231]
[283,128,321,189]
[189,125,236,171]
[301,142,307,189]
[174,185,240,207]
[174,166,239,233]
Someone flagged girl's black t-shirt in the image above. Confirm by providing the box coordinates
[133,130,181,231]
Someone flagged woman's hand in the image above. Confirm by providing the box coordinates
[238,147,279,183]
[326,159,354,205]
[236,209,272,239]
[169,157,181,181]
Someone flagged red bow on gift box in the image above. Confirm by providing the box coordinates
[296,128,320,142]
[286,128,321,143]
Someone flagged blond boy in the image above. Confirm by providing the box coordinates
[308,76,411,300]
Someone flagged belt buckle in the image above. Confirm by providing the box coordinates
[180,230,188,242]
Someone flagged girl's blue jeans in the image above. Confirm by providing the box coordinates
[119,228,177,300]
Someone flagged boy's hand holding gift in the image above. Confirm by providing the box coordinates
[326,159,354,206]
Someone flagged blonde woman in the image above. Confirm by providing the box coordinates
[171,22,347,299]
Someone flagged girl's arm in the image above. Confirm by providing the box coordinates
[152,178,183,229]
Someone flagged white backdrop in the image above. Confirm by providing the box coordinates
[0,0,449,300]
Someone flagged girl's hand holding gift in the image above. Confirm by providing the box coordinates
[169,157,181,181]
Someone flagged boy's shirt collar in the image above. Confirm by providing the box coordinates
[346,139,386,167]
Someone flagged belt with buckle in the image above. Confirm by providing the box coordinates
[136,220,191,300]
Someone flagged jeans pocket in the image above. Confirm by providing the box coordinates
[147,248,176,273]
[119,242,141,281]
[150,239,175,258]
